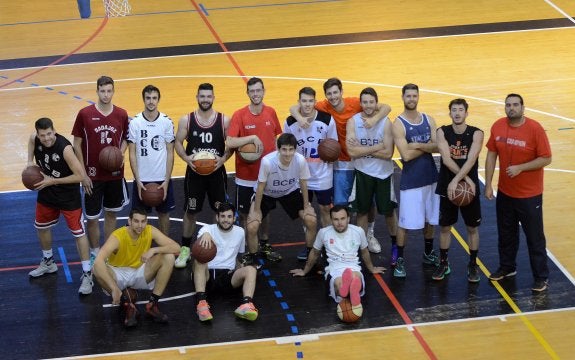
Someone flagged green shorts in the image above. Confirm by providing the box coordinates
[353,170,396,215]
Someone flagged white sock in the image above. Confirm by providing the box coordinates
[42,249,53,259]
[81,260,92,273]
[90,247,100,257]
[368,222,375,232]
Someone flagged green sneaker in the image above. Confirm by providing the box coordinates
[234,302,258,321]
[432,261,451,281]
[422,250,439,266]
[467,263,480,283]
[393,257,406,278]
[175,246,191,268]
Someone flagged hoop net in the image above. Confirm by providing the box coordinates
[103,0,131,17]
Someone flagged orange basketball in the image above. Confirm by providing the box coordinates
[451,181,474,207]
[238,143,262,163]
[318,138,341,162]
[141,183,164,207]
[337,298,363,323]
[192,151,217,175]
[99,146,123,172]
[192,240,217,264]
[21,166,44,190]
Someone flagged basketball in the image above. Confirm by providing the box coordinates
[21,166,44,190]
[192,240,217,264]
[192,151,217,175]
[122,288,138,304]
[238,143,262,163]
[99,146,123,172]
[337,298,363,323]
[141,183,164,207]
[451,181,474,207]
[318,138,341,162]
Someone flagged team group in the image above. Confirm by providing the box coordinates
[26,75,552,327]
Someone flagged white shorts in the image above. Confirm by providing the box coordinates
[398,183,440,229]
[109,263,155,291]
[325,266,365,303]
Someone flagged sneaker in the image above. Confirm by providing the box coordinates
[234,302,258,321]
[467,263,480,283]
[259,243,282,262]
[240,253,257,266]
[123,302,139,328]
[489,268,517,281]
[196,300,213,321]
[393,257,406,278]
[432,261,451,281]
[390,244,398,267]
[29,257,58,277]
[422,250,439,266]
[339,268,353,298]
[532,279,548,292]
[296,247,309,262]
[145,301,169,323]
[349,277,362,306]
[367,232,381,253]
[174,246,191,268]
[78,271,93,295]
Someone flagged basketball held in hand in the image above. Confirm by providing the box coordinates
[238,143,262,163]
[192,240,217,264]
[318,138,341,162]
[99,146,123,172]
[140,183,164,207]
[192,151,217,175]
[451,181,474,207]
[337,298,363,323]
[22,166,44,190]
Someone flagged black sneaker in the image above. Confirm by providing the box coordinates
[123,302,139,328]
[145,301,168,323]
[532,279,548,292]
[432,261,451,281]
[489,268,517,281]
[259,243,282,262]
[467,263,480,283]
[241,253,257,266]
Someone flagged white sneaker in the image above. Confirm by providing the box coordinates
[78,271,93,295]
[367,231,381,253]
[175,246,191,268]
[29,257,58,277]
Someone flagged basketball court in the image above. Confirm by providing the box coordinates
[1,1,574,359]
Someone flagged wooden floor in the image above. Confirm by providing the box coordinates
[1,0,574,359]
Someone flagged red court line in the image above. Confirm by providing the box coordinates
[189,1,247,83]
[1,261,81,272]
[374,273,438,360]
[0,17,109,89]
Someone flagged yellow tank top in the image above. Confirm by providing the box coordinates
[107,225,153,268]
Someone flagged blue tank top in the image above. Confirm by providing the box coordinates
[398,113,438,190]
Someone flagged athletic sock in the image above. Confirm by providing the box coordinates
[196,292,207,303]
[81,260,91,272]
[42,249,53,259]
[89,247,100,257]
[390,235,397,246]
[149,293,160,303]
[469,250,478,265]
[182,236,193,248]
[241,296,253,304]
[424,238,434,255]
[368,221,375,233]
[397,245,405,258]
[440,248,449,263]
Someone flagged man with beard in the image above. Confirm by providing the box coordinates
[226,77,283,265]
[391,83,440,278]
[290,205,385,307]
[192,202,259,322]
[93,208,180,327]
[174,83,231,268]
[27,117,94,295]
[485,94,552,292]
[128,85,175,235]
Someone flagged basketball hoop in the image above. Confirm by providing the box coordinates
[103,0,131,17]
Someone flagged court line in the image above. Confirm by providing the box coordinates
[0,17,109,89]
[544,0,575,24]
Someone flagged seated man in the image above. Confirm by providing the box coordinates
[290,205,385,307]
[93,208,180,328]
[243,133,317,265]
[192,202,259,322]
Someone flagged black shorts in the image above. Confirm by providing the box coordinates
[184,167,227,214]
[131,180,176,214]
[236,184,255,215]
[308,188,333,206]
[438,194,481,227]
[84,179,129,219]
[259,189,304,220]
[206,269,237,295]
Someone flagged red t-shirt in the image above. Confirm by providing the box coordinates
[315,97,361,161]
[71,104,129,181]
[228,105,282,183]
[486,117,551,198]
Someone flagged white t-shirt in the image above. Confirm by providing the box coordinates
[258,151,310,198]
[313,224,367,273]
[128,112,175,182]
[197,224,245,270]
[283,110,338,190]
[351,114,394,180]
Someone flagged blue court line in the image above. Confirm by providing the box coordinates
[199,3,209,16]
[57,246,73,283]
[558,127,573,130]
[268,279,277,287]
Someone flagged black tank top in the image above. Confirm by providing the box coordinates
[185,112,226,157]
[34,134,81,210]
